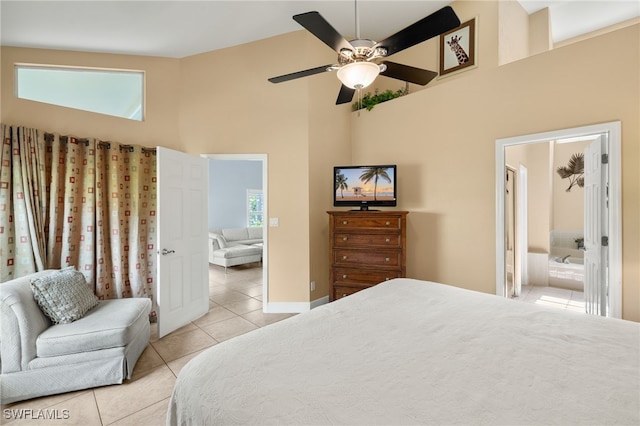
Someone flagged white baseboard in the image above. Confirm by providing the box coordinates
[310,295,329,309]
[265,295,329,313]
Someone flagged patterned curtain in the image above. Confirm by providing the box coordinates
[95,141,157,301]
[44,134,97,283]
[0,125,49,281]
[0,124,157,311]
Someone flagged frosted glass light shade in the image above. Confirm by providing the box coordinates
[336,62,380,89]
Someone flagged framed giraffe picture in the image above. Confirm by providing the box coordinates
[439,18,476,77]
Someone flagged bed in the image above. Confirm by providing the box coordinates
[167,278,640,425]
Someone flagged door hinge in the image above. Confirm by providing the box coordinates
[601,236,609,246]
[602,154,609,164]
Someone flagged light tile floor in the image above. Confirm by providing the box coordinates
[2,263,293,426]
[515,284,585,314]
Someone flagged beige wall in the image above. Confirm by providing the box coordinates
[366,1,500,98]
[175,30,354,303]
[176,32,310,303]
[529,8,553,55]
[506,142,552,253]
[505,138,591,256]
[351,22,639,321]
[307,35,353,301]
[0,47,180,147]
[1,2,638,320]
[498,0,529,64]
[0,31,349,305]
[525,143,552,252]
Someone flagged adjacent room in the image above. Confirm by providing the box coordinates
[1,0,638,424]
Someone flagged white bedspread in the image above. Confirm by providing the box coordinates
[168,278,640,425]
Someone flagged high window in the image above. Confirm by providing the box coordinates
[15,64,144,121]
[247,189,263,227]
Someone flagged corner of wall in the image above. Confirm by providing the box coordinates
[498,0,530,65]
[529,8,553,56]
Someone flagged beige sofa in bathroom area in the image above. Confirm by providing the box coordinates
[208,227,263,271]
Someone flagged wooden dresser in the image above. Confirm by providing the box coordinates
[327,210,408,301]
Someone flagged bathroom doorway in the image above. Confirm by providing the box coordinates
[495,122,622,318]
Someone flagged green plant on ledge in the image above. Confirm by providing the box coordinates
[352,88,408,111]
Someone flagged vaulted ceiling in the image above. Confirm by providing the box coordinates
[1,1,638,58]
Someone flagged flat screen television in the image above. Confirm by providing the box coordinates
[333,165,397,210]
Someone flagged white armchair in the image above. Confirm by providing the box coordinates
[0,269,151,404]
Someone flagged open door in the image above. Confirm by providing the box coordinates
[583,134,608,316]
[157,147,209,337]
[505,167,519,297]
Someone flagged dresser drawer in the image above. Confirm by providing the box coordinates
[333,285,367,300]
[333,249,401,268]
[334,216,402,230]
[333,232,401,248]
[333,268,401,285]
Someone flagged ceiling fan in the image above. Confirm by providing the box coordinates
[268,3,461,105]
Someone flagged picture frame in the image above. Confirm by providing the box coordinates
[439,18,476,77]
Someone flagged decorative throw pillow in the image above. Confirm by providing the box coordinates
[31,267,99,324]
[214,234,228,249]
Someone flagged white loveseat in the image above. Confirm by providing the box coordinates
[208,227,263,271]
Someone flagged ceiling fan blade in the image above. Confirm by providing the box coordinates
[268,64,334,84]
[336,85,355,105]
[293,11,354,54]
[373,6,460,56]
[380,61,438,85]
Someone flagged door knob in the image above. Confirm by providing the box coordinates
[161,249,175,255]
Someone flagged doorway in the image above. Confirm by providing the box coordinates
[495,122,622,318]
[203,153,268,312]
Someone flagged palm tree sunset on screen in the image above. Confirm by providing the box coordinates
[360,167,392,201]
[335,172,349,198]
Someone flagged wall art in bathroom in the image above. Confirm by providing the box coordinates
[556,153,584,192]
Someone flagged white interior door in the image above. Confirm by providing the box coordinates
[505,168,518,297]
[157,147,209,337]
[583,134,607,316]
[518,164,528,288]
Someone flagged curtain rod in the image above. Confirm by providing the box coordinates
[43,132,156,154]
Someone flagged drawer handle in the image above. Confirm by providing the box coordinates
[385,238,390,243]
[343,220,348,225]
[385,277,390,281]
[342,274,348,279]
[342,236,348,241]
[385,257,390,262]
[385,221,390,226]
[343,293,348,297]
[342,255,348,260]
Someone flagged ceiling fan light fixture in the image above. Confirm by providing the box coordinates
[336,61,380,89]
